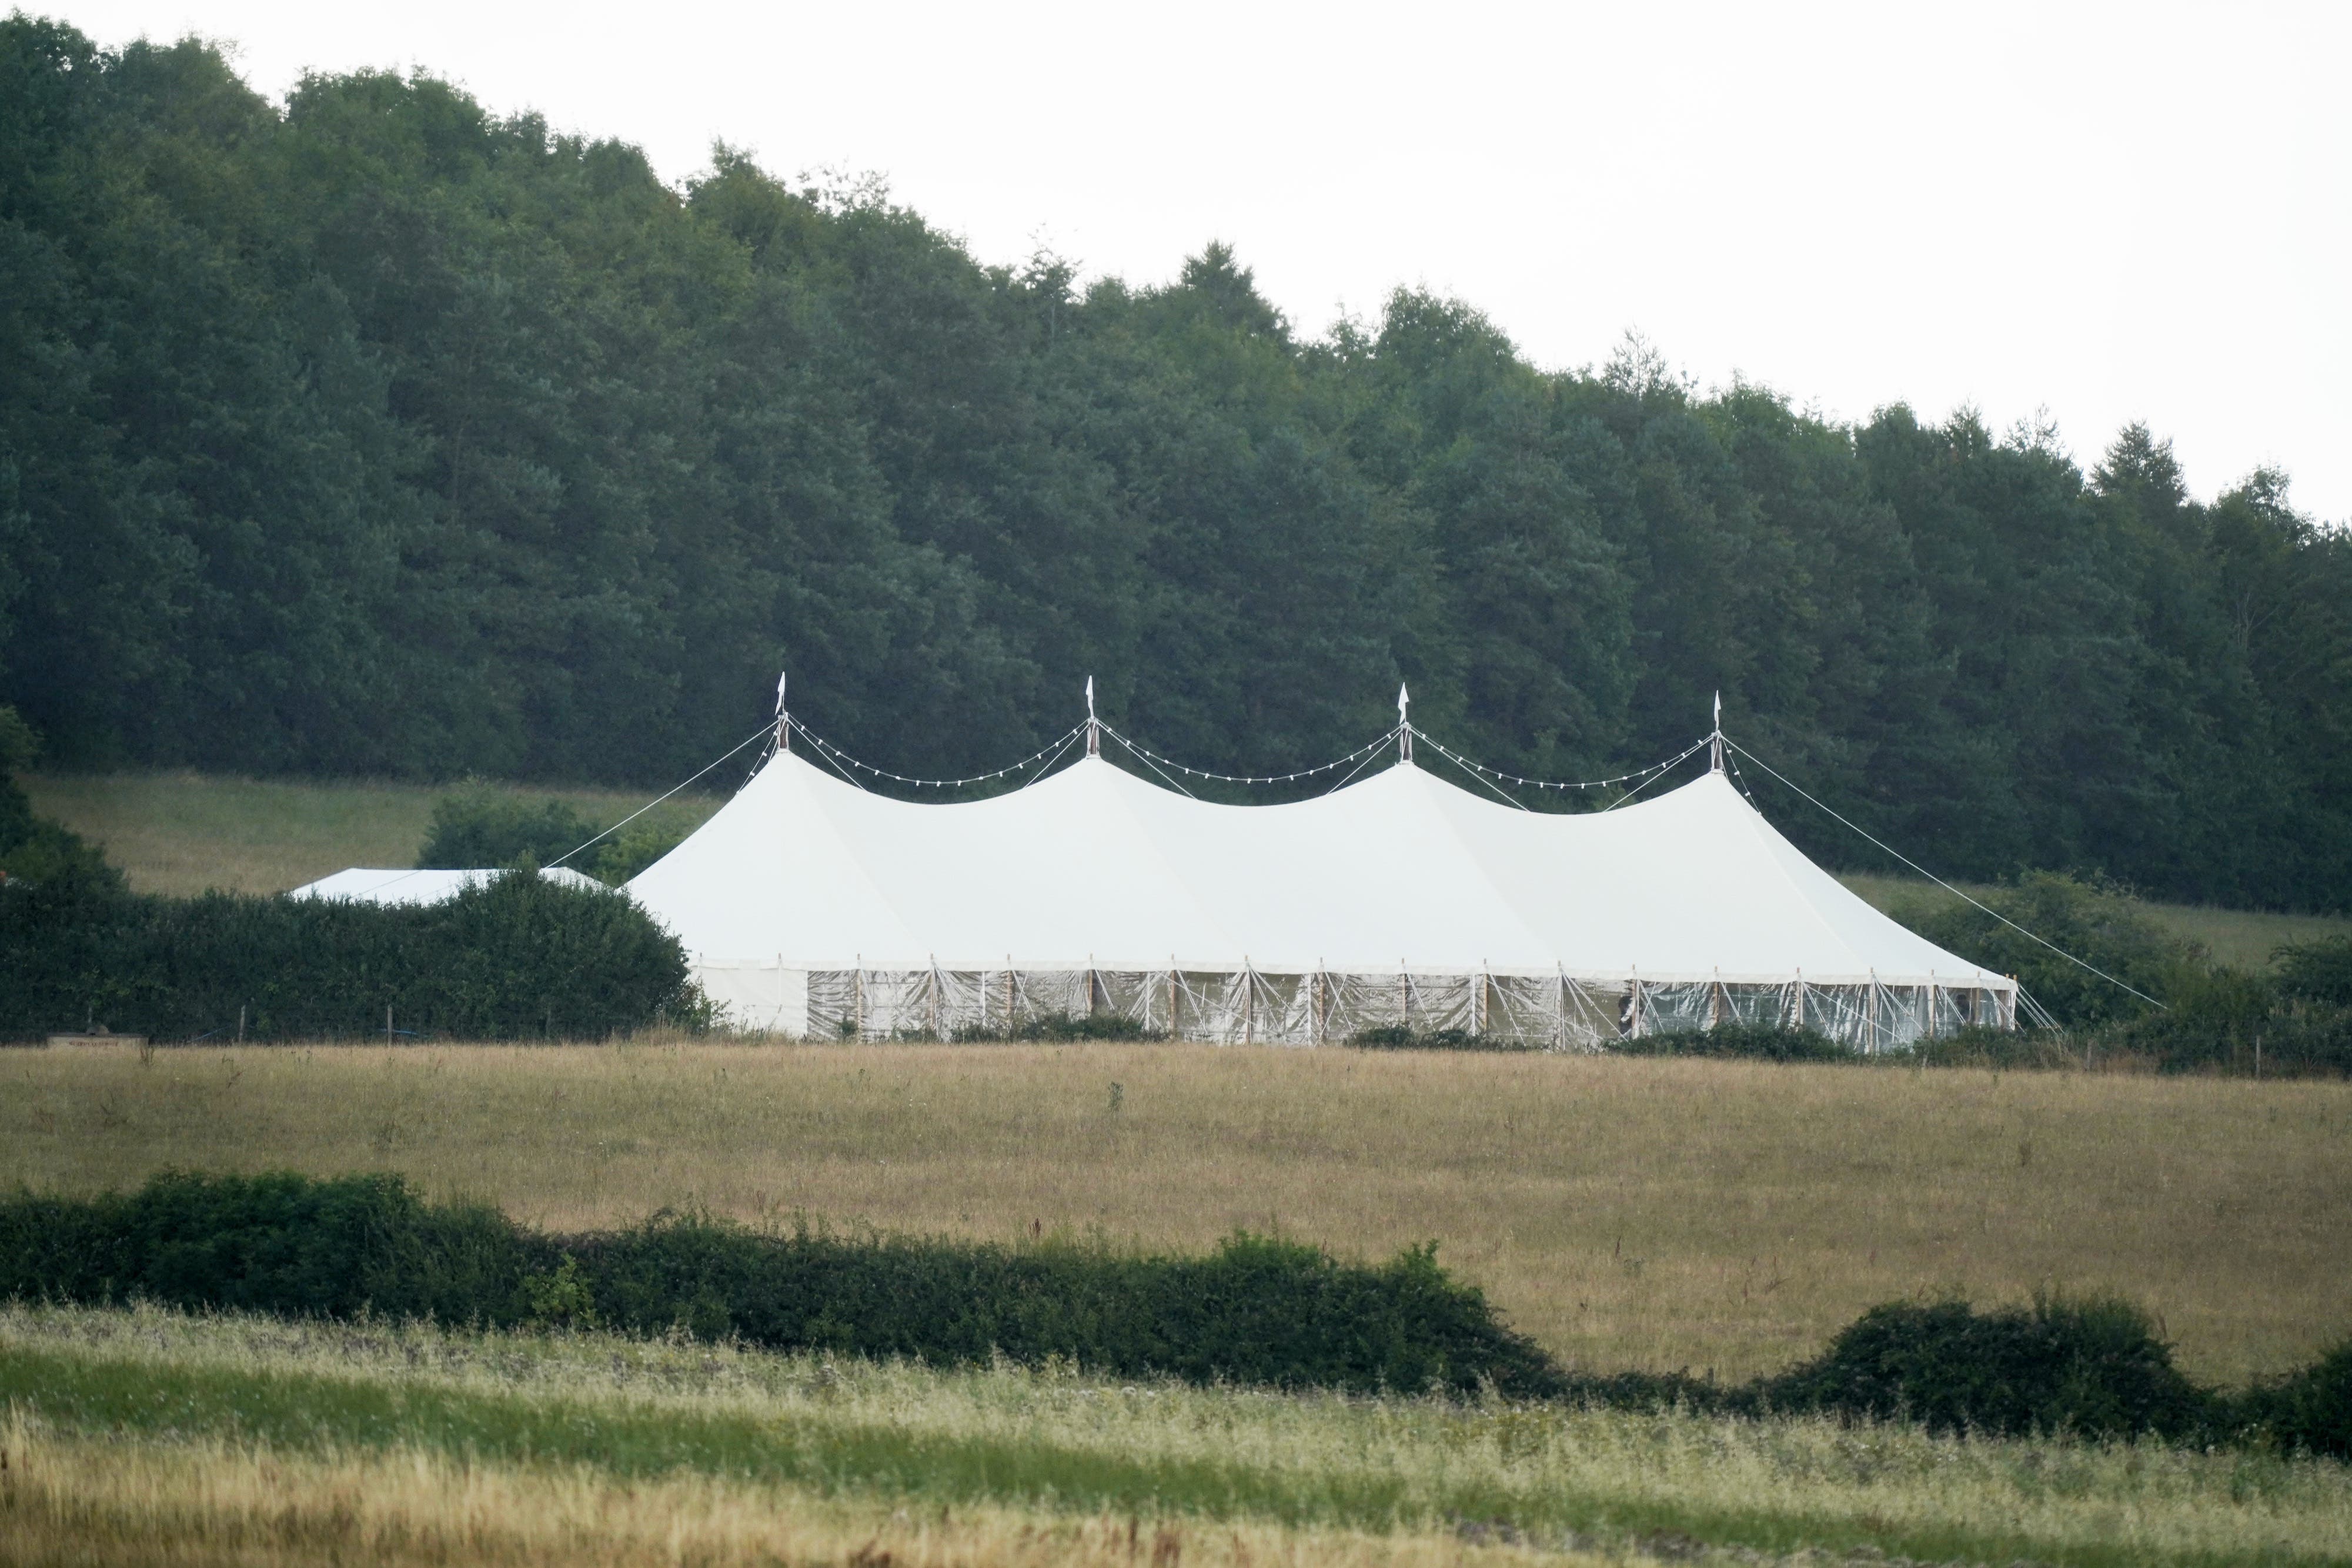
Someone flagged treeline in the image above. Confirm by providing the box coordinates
[4,18,2349,909]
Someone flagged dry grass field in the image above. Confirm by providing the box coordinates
[4,1041,2346,1385]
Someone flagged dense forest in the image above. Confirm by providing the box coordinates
[4,17,2348,910]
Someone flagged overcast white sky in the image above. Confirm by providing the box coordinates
[45,0,2352,522]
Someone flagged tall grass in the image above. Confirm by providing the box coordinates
[2,1044,2346,1383]
[5,1303,2349,1568]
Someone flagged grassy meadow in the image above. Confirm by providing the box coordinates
[5,1300,2350,1568]
[27,769,2350,965]
[19,770,723,895]
[4,1042,2346,1386]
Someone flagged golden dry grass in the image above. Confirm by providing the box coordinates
[0,1420,1577,1568]
[18,771,720,895]
[8,1302,2352,1568]
[4,1042,2346,1383]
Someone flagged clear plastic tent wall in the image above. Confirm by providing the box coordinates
[627,747,2015,1051]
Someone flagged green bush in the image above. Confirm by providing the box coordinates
[2241,1339,2352,1459]
[1902,1027,2083,1071]
[590,818,689,885]
[2276,937,2352,1008]
[0,1171,533,1323]
[1892,874,2191,1028]
[952,1012,1165,1043]
[1762,1295,2218,1441]
[1615,1022,1853,1062]
[1345,1026,1530,1052]
[0,868,698,1041]
[417,788,602,872]
[0,707,119,897]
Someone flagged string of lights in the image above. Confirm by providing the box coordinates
[1411,730,1712,795]
[1102,724,1405,785]
[784,717,1087,789]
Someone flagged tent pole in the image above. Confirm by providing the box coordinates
[1168,962,1177,1040]
[1242,961,1253,1046]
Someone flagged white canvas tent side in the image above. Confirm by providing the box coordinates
[626,746,2012,1049]
[290,866,606,906]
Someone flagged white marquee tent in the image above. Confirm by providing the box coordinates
[624,728,2013,1049]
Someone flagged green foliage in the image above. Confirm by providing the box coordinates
[1614,1023,1853,1062]
[1762,1295,2219,1442]
[1901,1027,2083,1071]
[2276,937,2352,1007]
[0,704,119,894]
[953,1012,1165,1042]
[416,788,600,871]
[0,1172,1563,1398]
[0,867,697,1040]
[589,818,689,885]
[0,1171,528,1323]
[1346,1026,1532,1052]
[1,21,2348,914]
[521,1252,599,1330]
[2242,1338,2352,1460]
[0,706,36,774]
[1892,875,2193,1027]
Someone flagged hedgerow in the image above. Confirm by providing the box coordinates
[0,867,697,1042]
[3,1171,2346,1455]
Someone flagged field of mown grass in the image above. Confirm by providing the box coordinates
[19,770,723,895]
[4,1302,2348,1568]
[5,1042,2346,1385]
[27,770,2349,964]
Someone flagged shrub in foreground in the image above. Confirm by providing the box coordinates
[1346,1026,1531,1052]
[1615,1023,1853,1062]
[952,1012,1165,1042]
[2244,1340,2352,1460]
[1763,1295,2219,1440]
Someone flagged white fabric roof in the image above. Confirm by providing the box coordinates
[625,750,2002,988]
[290,866,606,905]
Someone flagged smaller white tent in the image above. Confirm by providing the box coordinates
[290,866,606,906]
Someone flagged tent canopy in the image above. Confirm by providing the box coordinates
[291,866,606,906]
[628,748,1994,988]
